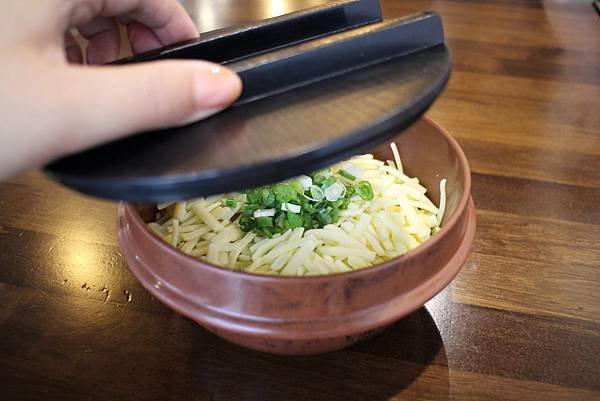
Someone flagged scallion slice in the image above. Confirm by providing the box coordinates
[324,181,346,202]
[296,175,313,190]
[355,181,374,201]
[339,169,356,181]
[341,163,363,179]
[255,216,274,227]
[321,176,336,188]
[306,185,325,201]
[253,208,276,218]
[281,202,301,213]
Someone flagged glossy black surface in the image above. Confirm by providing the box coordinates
[113,0,383,65]
[232,12,444,104]
[46,5,450,202]
[48,45,450,201]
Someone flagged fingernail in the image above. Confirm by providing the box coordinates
[193,63,242,109]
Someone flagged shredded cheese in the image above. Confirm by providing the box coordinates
[149,143,446,276]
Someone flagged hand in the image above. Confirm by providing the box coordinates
[0,0,242,179]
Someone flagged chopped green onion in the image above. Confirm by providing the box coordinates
[245,191,259,203]
[339,169,356,181]
[345,185,355,197]
[324,181,346,201]
[225,198,237,208]
[253,209,276,218]
[286,213,303,228]
[296,175,313,190]
[255,216,273,227]
[274,184,296,203]
[290,181,305,195]
[331,206,340,223]
[302,213,313,229]
[321,176,336,188]
[260,189,276,207]
[316,208,332,226]
[238,173,376,236]
[239,215,256,231]
[274,213,286,229]
[341,163,363,179]
[314,200,327,210]
[356,181,374,200]
[298,196,312,211]
[281,202,301,213]
[312,174,326,186]
[244,204,260,214]
[308,185,325,201]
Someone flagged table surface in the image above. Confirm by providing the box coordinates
[1,1,599,400]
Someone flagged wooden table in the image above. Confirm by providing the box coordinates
[1,1,599,400]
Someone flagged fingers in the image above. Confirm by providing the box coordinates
[77,17,120,64]
[120,0,199,45]
[127,21,162,54]
[67,0,198,46]
[66,0,198,63]
[64,31,83,64]
[54,61,241,157]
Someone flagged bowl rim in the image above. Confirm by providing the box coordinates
[122,116,471,282]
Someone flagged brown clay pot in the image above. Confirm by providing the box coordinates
[117,117,476,355]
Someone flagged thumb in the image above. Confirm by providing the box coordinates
[56,60,241,156]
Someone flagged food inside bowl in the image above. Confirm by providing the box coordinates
[148,143,446,276]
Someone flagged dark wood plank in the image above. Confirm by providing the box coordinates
[0,225,172,317]
[383,0,600,50]
[381,0,600,188]
[1,283,599,401]
[471,173,600,224]
[0,173,118,246]
[449,38,600,86]
[434,71,600,154]
[461,140,600,190]
[360,289,600,391]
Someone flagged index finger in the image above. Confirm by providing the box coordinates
[67,0,198,45]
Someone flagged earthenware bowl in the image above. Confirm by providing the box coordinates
[117,117,475,355]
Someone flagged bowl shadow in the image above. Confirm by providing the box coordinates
[184,307,449,401]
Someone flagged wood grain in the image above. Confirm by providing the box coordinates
[452,209,600,323]
[1,283,598,401]
[384,0,600,189]
[1,0,599,400]
[471,173,600,225]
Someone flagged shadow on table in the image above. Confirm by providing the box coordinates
[0,281,449,401]
[188,307,450,401]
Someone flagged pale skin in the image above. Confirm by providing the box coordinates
[0,0,242,179]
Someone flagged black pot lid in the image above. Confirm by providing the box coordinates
[46,0,451,202]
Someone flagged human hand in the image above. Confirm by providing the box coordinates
[0,0,242,179]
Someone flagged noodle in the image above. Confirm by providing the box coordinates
[149,143,446,276]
